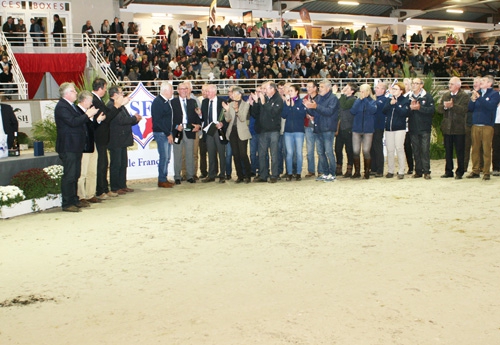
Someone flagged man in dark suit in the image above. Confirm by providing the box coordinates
[52,14,63,47]
[171,82,202,184]
[76,90,104,205]
[91,78,126,199]
[107,86,141,193]
[54,83,99,212]
[201,83,228,183]
[0,102,18,149]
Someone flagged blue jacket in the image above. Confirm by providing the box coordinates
[351,97,377,133]
[374,95,390,130]
[307,90,339,133]
[282,97,307,133]
[383,95,411,131]
[468,88,500,127]
[151,95,173,136]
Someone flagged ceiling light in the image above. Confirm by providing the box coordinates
[338,1,359,6]
[446,9,463,13]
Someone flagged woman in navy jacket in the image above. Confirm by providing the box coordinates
[282,84,307,181]
[350,83,377,179]
[383,82,411,179]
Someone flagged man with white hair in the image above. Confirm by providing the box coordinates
[55,83,99,212]
[437,77,469,179]
[201,84,228,183]
[151,81,175,188]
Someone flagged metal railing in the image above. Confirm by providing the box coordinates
[113,77,481,98]
[0,32,28,100]
[82,34,119,85]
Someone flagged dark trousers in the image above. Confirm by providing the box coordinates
[335,129,353,167]
[444,134,465,177]
[404,132,414,171]
[410,131,431,174]
[492,124,500,171]
[370,129,384,174]
[229,130,251,179]
[59,152,82,208]
[95,143,110,195]
[199,138,207,176]
[109,147,128,191]
[206,134,226,179]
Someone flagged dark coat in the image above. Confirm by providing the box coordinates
[92,93,120,146]
[201,96,228,141]
[54,98,89,153]
[0,103,18,148]
[437,89,469,135]
[107,99,139,149]
[171,97,202,140]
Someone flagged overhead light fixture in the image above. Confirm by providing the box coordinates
[152,13,167,17]
[446,9,463,13]
[338,1,359,6]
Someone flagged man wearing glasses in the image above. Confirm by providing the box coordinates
[408,78,435,179]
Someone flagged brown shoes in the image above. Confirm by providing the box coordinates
[76,200,91,208]
[122,188,134,192]
[86,196,102,203]
[158,181,174,188]
[63,205,81,212]
[112,189,126,195]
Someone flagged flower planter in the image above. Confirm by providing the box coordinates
[0,194,62,219]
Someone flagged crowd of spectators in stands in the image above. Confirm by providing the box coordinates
[91,17,500,91]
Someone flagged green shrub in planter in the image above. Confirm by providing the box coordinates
[10,168,56,199]
[32,118,57,149]
[430,142,446,160]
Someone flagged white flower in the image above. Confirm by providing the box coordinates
[43,165,64,180]
[0,185,26,207]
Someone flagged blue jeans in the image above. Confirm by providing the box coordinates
[305,126,323,174]
[154,132,172,183]
[316,131,336,176]
[284,132,304,175]
[251,133,269,175]
[259,131,279,180]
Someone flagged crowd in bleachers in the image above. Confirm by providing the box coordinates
[84,17,500,89]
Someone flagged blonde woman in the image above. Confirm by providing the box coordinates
[350,84,377,178]
[382,82,411,179]
[223,86,252,183]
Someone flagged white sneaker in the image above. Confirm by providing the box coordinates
[324,174,336,182]
[492,170,500,176]
[316,174,327,181]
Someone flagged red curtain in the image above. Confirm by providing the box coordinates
[15,54,87,99]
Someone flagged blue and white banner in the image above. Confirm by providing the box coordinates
[125,82,174,180]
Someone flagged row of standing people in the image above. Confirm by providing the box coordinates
[151,74,500,186]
